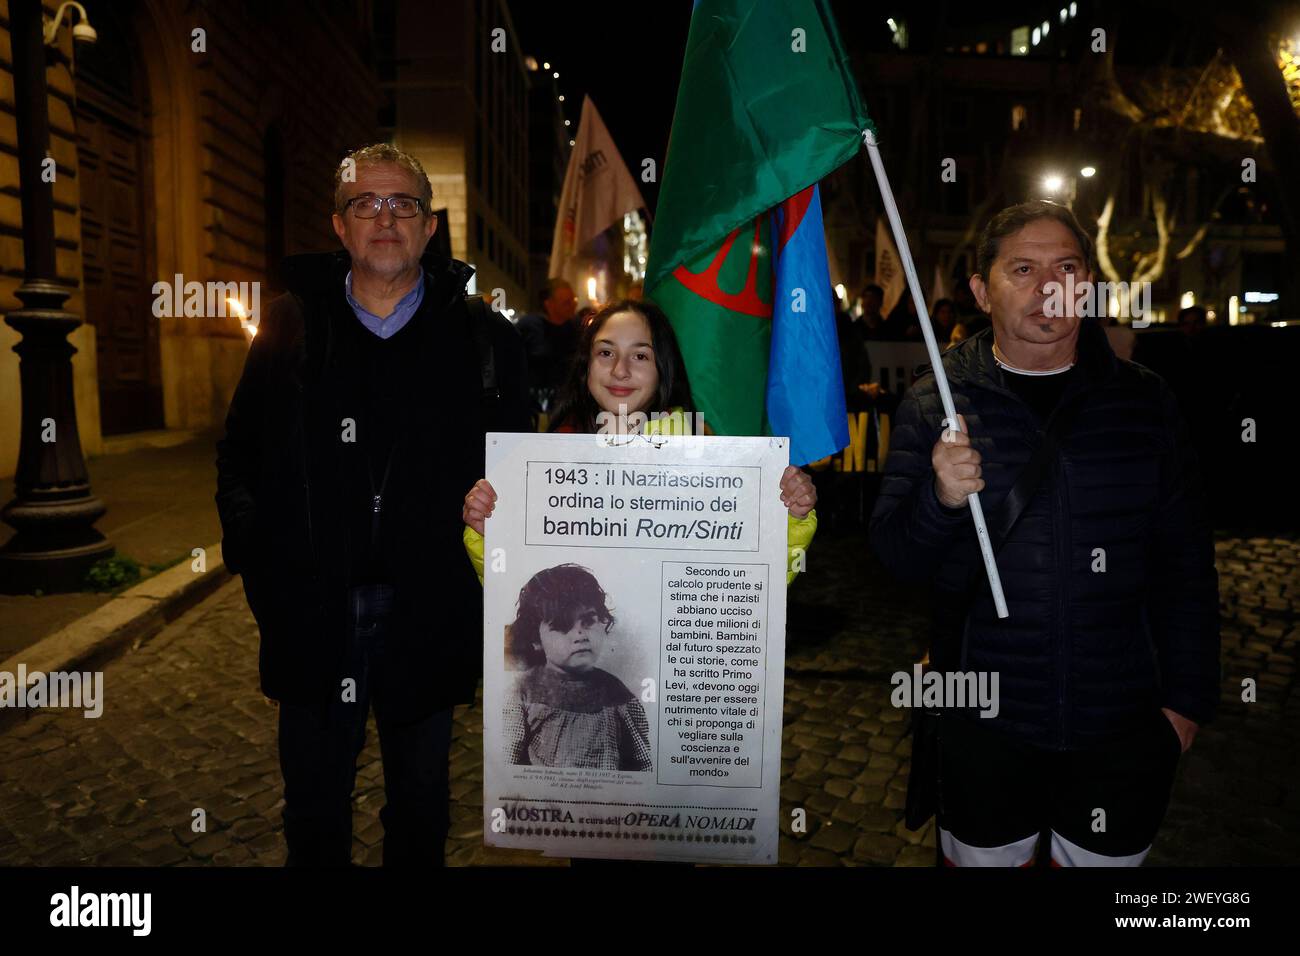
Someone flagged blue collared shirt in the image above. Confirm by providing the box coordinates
[344,270,425,339]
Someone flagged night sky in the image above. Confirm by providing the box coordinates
[508,1,1233,215]
[509,0,692,213]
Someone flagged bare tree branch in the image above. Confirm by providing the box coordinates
[1096,191,1122,284]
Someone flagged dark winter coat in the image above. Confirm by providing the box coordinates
[869,319,1220,749]
[214,250,530,721]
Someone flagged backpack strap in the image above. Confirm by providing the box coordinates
[988,388,1087,547]
[962,387,1089,600]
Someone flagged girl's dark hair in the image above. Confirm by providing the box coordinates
[548,299,696,433]
[509,564,614,667]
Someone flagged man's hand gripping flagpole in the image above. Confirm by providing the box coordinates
[863,127,1009,619]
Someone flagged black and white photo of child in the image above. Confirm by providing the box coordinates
[502,564,653,772]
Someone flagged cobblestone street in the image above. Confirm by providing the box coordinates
[1,532,1296,866]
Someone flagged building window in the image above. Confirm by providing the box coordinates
[476,214,485,251]
[1011,104,1027,131]
[1011,26,1029,56]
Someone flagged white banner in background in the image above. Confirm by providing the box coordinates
[481,432,789,863]
[875,216,906,318]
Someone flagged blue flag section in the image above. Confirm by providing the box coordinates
[766,184,849,466]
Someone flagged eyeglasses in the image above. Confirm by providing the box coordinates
[342,193,427,219]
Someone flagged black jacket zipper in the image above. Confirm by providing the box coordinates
[1053,454,1070,749]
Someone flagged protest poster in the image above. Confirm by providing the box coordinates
[481,430,789,863]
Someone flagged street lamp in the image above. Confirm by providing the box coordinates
[1042,174,1064,193]
[1080,165,1096,178]
[43,1,96,46]
[0,0,111,593]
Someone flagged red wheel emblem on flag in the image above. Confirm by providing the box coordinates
[669,185,815,319]
[671,219,772,318]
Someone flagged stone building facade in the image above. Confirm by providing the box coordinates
[0,0,381,477]
[382,0,531,314]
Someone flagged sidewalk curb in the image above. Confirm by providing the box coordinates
[0,543,231,731]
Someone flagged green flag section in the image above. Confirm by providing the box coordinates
[651,219,775,435]
[645,0,869,437]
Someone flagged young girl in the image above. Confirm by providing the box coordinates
[462,299,818,578]
[502,564,652,772]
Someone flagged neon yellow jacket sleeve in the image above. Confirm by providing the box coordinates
[787,509,817,585]
[463,524,486,586]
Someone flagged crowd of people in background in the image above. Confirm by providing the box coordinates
[831,276,1220,415]
[526,268,1206,436]
[836,282,991,348]
[834,280,992,420]
[508,277,648,424]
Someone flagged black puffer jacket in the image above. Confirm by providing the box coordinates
[215,250,530,721]
[869,319,1220,749]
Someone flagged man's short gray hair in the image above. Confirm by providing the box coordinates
[333,143,434,215]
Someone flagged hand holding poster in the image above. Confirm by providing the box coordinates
[482,431,789,863]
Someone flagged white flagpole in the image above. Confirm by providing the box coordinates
[863,129,1009,619]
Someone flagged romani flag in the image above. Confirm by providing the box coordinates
[645,0,869,464]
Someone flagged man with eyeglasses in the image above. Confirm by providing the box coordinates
[216,143,529,866]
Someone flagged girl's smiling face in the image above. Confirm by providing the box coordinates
[537,605,606,674]
[587,310,659,419]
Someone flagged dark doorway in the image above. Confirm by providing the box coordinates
[74,0,163,435]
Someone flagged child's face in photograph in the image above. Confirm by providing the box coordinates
[537,605,606,674]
